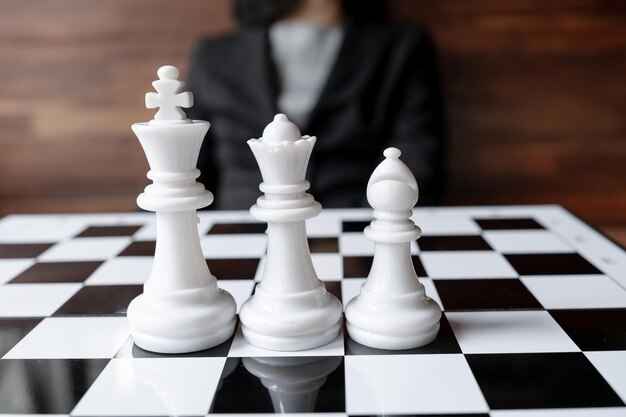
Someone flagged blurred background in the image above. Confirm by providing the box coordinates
[0,0,624,241]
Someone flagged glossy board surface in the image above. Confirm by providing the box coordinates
[0,206,625,416]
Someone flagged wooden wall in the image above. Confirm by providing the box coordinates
[1,0,625,229]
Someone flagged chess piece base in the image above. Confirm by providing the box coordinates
[347,320,439,351]
[345,287,441,350]
[240,283,343,351]
[241,322,341,352]
[128,285,236,354]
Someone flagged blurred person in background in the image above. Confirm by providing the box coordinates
[187,0,445,209]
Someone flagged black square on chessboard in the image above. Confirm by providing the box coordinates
[345,314,461,355]
[0,318,42,357]
[118,241,155,256]
[308,237,339,253]
[505,253,601,275]
[343,255,426,278]
[324,281,342,300]
[10,261,103,284]
[434,279,542,311]
[342,220,371,232]
[0,243,53,259]
[53,285,142,316]
[466,352,624,409]
[75,225,142,237]
[211,357,345,413]
[349,415,490,417]
[418,235,492,251]
[207,258,260,279]
[550,309,626,351]
[0,358,109,414]
[208,222,267,234]
[474,218,545,230]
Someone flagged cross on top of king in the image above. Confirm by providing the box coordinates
[145,65,193,124]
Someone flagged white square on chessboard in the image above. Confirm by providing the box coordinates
[200,234,266,259]
[446,311,579,354]
[60,214,124,224]
[421,251,518,279]
[0,259,34,284]
[71,357,226,416]
[311,253,342,280]
[413,215,481,236]
[410,239,419,254]
[339,233,419,256]
[483,230,574,254]
[341,278,365,308]
[521,275,626,309]
[306,215,341,236]
[345,354,488,414]
[0,216,28,240]
[0,215,90,243]
[85,257,154,285]
[4,317,129,359]
[196,216,214,235]
[38,237,132,261]
[339,232,374,255]
[341,278,443,310]
[132,221,157,241]
[227,324,344,357]
[117,212,152,223]
[217,280,255,313]
[0,283,80,317]
[585,351,626,404]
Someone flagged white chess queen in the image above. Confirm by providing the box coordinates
[239,114,343,351]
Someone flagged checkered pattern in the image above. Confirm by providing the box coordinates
[0,206,625,416]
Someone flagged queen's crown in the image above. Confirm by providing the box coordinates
[248,114,316,185]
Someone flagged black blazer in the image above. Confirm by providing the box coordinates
[186,21,445,209]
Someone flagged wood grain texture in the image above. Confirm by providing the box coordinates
[0,0,624,228]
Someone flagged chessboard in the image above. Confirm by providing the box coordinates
[0,205,625,416]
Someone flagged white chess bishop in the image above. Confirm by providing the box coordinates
[239,114,343,351]
[345,147,442,350]
[127,65,236,353]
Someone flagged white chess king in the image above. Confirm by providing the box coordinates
[239,114,343,351]
[345,147,442,350]
[127,65,236,353]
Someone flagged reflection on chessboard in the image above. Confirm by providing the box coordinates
[0,206,625,415]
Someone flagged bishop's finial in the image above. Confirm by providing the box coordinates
[367,147,419,214]
[145,65,193,124]
[383,147,402,159]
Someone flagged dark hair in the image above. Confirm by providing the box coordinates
[232,0,386,27]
